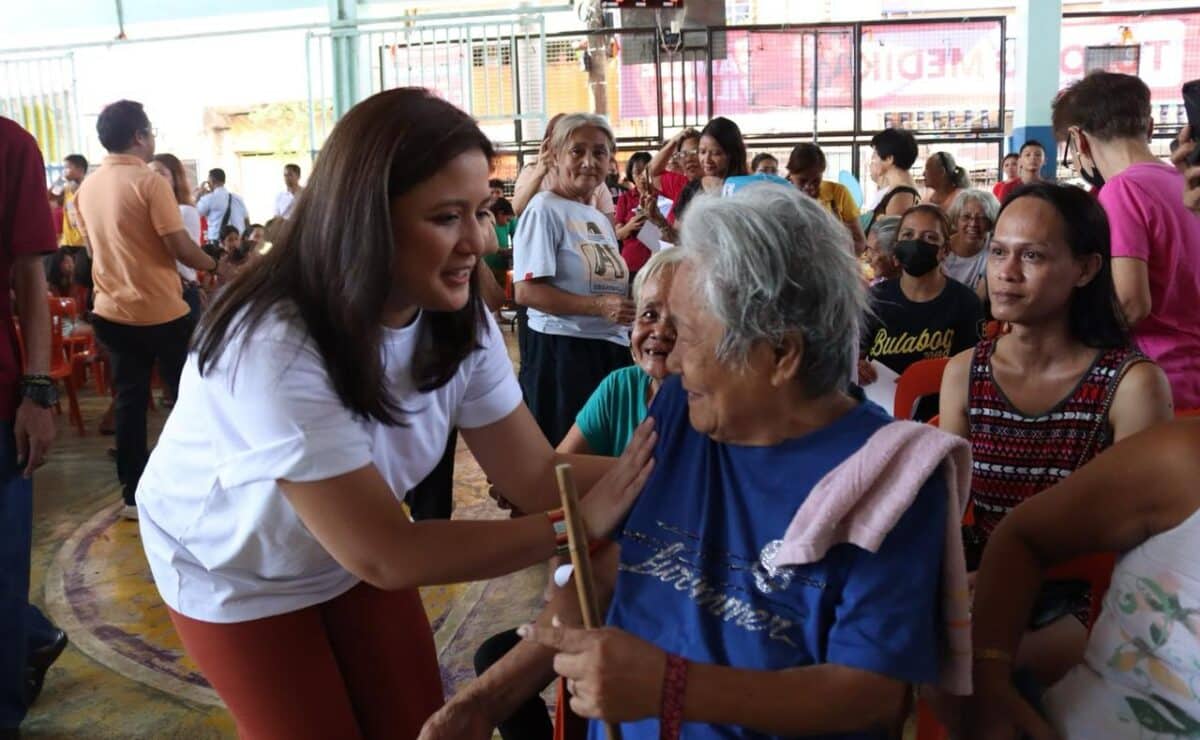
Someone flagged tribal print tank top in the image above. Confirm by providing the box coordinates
[967,338,1146,541]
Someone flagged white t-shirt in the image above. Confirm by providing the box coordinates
[274,190,296,218]
[177,204,201,282]
[137,307,522,623]
[513,191,630,346]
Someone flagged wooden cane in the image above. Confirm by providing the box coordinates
[555,463,623,740]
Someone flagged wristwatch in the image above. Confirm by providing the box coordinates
[21,375,58,409]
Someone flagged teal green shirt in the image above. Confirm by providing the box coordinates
[575,365,652,456]
[484,218,516,269]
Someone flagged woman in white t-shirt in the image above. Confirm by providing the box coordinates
[136,88,655,740]
[509,113,616,222]
[513,113,637,446]
[150,153,204,323]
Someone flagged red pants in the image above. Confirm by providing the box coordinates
[169,583,444,740]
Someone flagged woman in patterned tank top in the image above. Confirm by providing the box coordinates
[940,183,1173,682]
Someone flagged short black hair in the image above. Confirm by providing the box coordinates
[869,128,918,170]
[219,224,241,241]
[284,163,301,177]
[243,223,263,240]
[64,154,88,171]
[490,197,514,217]
[624,151,651,183]
[488,178,505,190]
[1002,152,1019,162]
[208,168,227,185]
[998,183,1130,349]
[1018,140,1045,155]
[96,100,150,153]
[1051,71,1152,141]
[786,143,826,174]
[750,152,778,171]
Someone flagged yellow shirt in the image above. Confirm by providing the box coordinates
[816,181,860,227]
[60,186,85,247]
[75,154,189,326]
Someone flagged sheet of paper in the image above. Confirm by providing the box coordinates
[657,195,673,218]
[862,360,900,415]
[636,220,664,252]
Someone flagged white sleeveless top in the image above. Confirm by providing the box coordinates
[1044,506,1200,737]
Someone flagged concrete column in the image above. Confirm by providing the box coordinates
[1010,0,1061,178]
[329,0,359,120]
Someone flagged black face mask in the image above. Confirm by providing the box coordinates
[894,239,941,277]
[1079,160,1105,189]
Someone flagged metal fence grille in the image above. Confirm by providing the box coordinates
[306,16,548,157]
[0,52,80,169]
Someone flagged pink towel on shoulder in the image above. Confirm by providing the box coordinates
[772,421,973,695]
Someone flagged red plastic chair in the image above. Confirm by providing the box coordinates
[894,358,950,420]
[48,296,107,395]
[47,305,85,435]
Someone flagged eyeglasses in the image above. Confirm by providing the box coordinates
[141,127,159,138]
[672,150,698,160]
[1061,134,1074,170]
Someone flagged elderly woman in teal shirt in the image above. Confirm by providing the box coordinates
[559,247,683,456]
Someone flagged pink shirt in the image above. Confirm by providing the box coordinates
[1100,161,1200,409]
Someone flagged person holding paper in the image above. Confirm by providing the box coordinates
[859,204,983,420]
[614,152,654,275]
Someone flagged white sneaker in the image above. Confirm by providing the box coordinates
[119,504,139,521]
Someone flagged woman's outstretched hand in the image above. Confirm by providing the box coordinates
[579,418,656,540]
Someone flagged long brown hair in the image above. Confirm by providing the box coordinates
[194,88,495,425]
[151,153,193,205]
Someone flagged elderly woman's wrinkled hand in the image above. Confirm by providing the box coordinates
[519,619,667,723]
[579,418,656,541]
[596,295,637,326]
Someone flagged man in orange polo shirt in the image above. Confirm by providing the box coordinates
[75,100,223,520]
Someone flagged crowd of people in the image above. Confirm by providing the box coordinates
[1,66,1199,740]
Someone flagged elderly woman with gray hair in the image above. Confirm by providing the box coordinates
[423,185,948,740]
[944,188,1000,298]
[864,214,902,284]
[514,113,636,445]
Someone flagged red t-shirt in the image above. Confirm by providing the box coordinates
[0,117,58,420]
[993,178,1017,203]
[615,188,651,273]
[658,171,690,202]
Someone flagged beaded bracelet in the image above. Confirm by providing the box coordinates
[546,508,569,557]
[660,653,688,740]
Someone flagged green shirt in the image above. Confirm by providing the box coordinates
[575,365,652,456]
[484,218,516,270]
